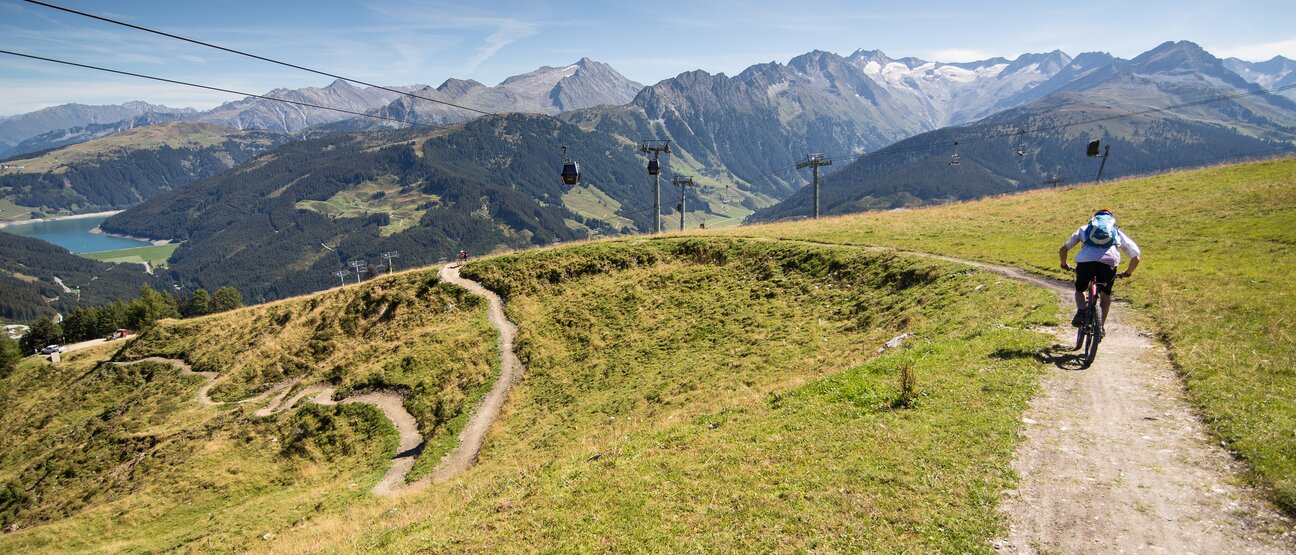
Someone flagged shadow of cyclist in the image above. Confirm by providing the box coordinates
[1038,343,1088,371]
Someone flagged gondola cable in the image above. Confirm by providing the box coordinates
[0,49,455,132]
[20,0,562,127]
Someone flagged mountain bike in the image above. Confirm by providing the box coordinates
[1074,272,1117,368]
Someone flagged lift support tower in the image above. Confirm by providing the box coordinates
[641,140,671,233]
[797,153,832,219]
[672,176,695,232]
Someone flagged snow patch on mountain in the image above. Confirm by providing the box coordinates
[849,49,1072,127]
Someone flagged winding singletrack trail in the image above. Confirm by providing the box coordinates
[898,251,1293,553]
[109,263,526,497]
[418,263,526,485]
[112,358,416,494]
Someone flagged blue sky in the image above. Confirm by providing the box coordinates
[2,0,1294,115]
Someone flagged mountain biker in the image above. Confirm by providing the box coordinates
[458,250,468,263]
[1058,207,1141,328]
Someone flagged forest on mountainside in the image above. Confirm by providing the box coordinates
[101,116,663,301]
[0,133,287,214]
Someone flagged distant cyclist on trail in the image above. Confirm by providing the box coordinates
[458,250,469,263]
[1059,207,1142,327]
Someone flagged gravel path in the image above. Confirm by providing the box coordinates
[898,253,1294,553]
[739,237,1293,552]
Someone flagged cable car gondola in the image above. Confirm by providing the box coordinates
[560,145,581,185]
[647,158,660,175]
[1015,129,1027,156]
[949,141,960,166]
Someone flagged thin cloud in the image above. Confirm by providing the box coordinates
[1211,37,1296,61]
[466,21,538,70]
[926,48,999,63]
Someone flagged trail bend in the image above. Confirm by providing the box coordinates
[109,263,525,497]
[111,358,418,495]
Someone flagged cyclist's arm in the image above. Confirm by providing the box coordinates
[1059,227,1084,270]
[1119,256,1140,278]
[1117,231,1141,278]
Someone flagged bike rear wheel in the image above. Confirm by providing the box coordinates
[1075,317,1086,350]
[1081,305,1102,367]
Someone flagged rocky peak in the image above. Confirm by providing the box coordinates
[1003,50,1073,74]
[436,78,486,96]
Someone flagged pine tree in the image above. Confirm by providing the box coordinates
[187,289,212,317]
[128,284,180,331]
[0,334,21,377]
[212,286,243,312]
[20,317,62,354]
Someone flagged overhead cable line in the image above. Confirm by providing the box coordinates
[0,49,456,131]
[23,0,559,126]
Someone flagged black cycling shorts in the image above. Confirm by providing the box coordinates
[1074,261,1116,294]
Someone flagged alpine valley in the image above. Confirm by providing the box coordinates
[3,40,1295,306]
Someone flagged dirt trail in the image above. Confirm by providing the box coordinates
[895,252,1293,553]
[110,359,420,496]
[740,237,1292,551]
[413,263,527,486]
[108,263,525,496]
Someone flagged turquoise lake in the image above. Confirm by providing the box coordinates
[3,215,152,253]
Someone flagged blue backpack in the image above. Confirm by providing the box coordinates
[1083,211,1118,248]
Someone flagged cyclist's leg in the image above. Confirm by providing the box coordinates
[1073,263,1099,326]
[1095,264,1117,327]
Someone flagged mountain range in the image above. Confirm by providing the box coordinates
[0,101,196,158]
[98,115,646,300]
[0,58,643,158]
[3,41,1294,312]
[1225,56,1296,99]
[345,57,642,130]
[750,41,1296,221]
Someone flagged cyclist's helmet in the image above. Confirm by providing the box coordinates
[1095,207,1113,216]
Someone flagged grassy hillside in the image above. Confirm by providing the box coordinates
[113,268,500,480]
[252,238,1054,552]
[725,156,1296,510]
[0,237,1054,553]
[3,157,1289,552]
[0,267,498,552]
[80,243,179,268]
[0,343,393,552]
